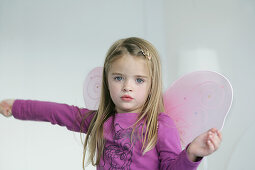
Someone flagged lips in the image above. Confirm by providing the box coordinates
[121,95,133,101]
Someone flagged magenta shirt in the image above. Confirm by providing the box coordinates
[12,100,201,170]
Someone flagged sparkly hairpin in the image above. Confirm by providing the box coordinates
[141,50,151,60]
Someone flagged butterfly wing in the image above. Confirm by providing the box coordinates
[83,67,103,110]
[163,71,233,147]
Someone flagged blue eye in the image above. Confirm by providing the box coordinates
[114,76,123,81]
[136,78,144,84]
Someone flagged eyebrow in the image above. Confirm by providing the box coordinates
[111,72,149,78]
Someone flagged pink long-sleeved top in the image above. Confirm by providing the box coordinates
[12,100,201,170]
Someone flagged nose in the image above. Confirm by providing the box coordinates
[122,80,133,92]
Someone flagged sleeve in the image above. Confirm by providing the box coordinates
[12,99,94,133]
[156,114,202,170]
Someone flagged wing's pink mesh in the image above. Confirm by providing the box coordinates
[163,71,233,147]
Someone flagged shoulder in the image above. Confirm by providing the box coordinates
[158,113,177,128]
[157,113,180,140]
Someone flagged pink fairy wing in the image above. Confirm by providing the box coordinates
[163,71,233,147]
[83,67,103,110]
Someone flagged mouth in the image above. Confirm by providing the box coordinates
[121,95,133,101]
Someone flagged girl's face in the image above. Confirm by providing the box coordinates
[107,54,151,113]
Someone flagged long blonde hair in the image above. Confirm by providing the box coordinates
[82,37,164,169]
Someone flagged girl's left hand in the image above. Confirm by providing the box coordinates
[187,128,222,162]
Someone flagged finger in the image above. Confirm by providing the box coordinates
[207,139,215,152]
[211,130,222,142]
[209,128,218,133]
[0,103,5,114]
[0,104,11,117]
[7,110,12,117]
[209,128,222,141]
[209,132,221,151]
[2,101,10,108]
[216,130,223,141]
[0,102,8,110]
[3,110,12,117]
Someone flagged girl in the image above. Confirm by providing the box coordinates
[0,37,222,170]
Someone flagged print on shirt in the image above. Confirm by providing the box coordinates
[102,123,141,170]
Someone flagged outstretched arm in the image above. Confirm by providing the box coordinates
[0,99,94,133]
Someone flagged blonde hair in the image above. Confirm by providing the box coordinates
[82,37,164,169]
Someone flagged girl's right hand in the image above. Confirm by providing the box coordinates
[0,99,15,117]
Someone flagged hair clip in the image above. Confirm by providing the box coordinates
[141,50,151,60]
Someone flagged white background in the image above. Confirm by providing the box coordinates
[0,0,254,170]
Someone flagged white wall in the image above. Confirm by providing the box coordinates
[163,0,255,170]
[0,0,167,170]
[1,0,254,170]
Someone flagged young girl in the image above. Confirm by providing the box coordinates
[0,37,222,170]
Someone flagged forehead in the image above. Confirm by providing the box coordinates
[108,55,150,76]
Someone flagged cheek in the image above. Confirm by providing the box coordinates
[108,82,120,99]
[136,86,150,102]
